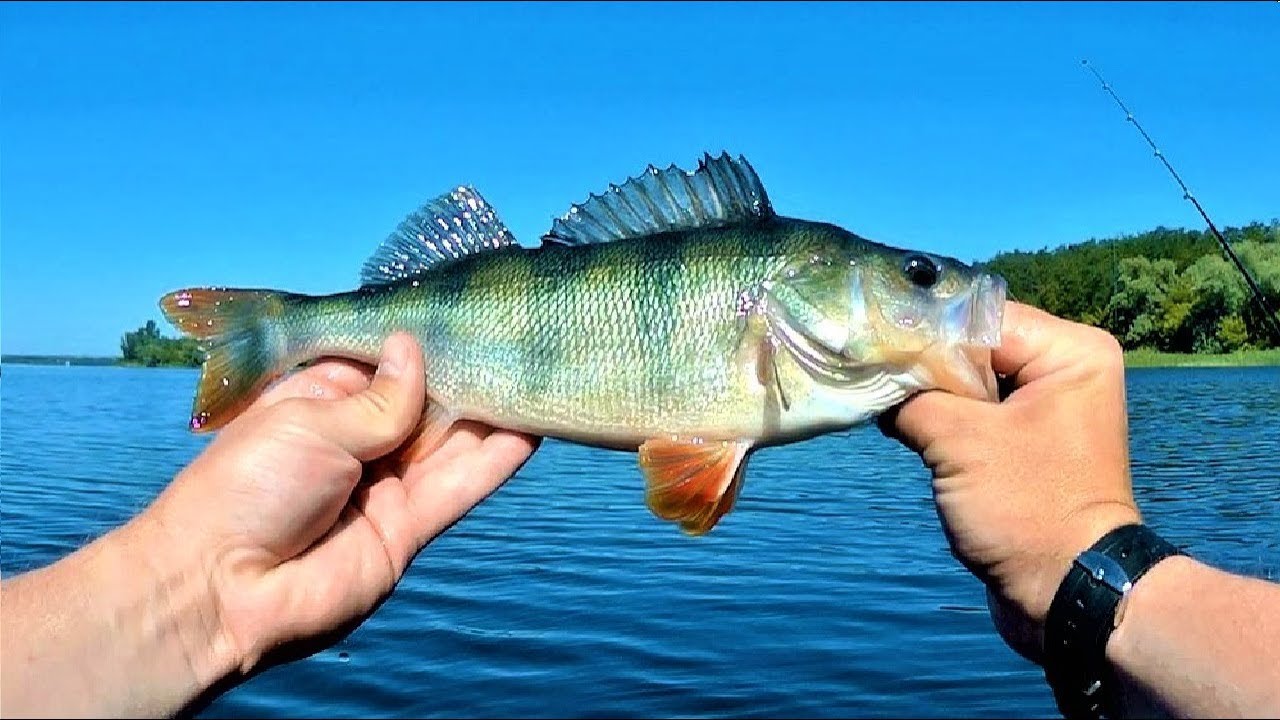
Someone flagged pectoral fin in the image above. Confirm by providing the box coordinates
[638,437,752,536]
[736,307,790,413]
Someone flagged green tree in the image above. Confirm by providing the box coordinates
[1216,314,1250,352]
[1183,253,1249,352]
[1235,241,1280,347]
[120,321,205,367]
[1104,257,1178,349]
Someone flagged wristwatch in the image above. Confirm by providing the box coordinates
[1042,523,1184,719]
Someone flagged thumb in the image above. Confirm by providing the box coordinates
[302,332,427,461]
[880,389,988,455]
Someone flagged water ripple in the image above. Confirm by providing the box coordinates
[2,364,1276,717]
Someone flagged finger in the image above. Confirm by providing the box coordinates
[991,302,1066,380]
[351,474,418,577]
[876,303,1062,448]
[883,389,987,454]
[477,430,541,481]
[408,418,491,470]
[404,429,540,545]
[299,333,427,461]
[993,302,1118,386]
[257,359,375,407]
[399,421,536,493]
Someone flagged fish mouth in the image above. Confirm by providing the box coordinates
[943,273,1007,349]
[920,273,1007,401]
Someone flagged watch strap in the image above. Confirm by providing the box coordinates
[1043,523,1183,719]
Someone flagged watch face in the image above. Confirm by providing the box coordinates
[1075,550,1133,596]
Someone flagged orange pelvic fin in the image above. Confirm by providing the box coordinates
[638,437,752,536]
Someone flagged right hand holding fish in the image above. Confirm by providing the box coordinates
[882,301,1280,718]
[879,302,1143,664]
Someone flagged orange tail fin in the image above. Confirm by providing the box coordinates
[159,288,294,432]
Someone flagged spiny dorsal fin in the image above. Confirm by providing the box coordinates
[359,186,518,286]
[541,152,774,247]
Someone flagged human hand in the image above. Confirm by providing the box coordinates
[142,333,540,681]
[880,302,1142,662]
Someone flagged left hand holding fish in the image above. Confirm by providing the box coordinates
[0,333,540,718]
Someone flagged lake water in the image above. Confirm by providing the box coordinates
[2,364,1277,718]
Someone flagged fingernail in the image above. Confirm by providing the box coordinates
[377,336,408,379]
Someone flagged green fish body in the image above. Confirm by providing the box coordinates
[162,153,1006,534]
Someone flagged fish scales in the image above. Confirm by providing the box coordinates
[281,226,824,447]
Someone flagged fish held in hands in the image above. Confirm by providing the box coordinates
[160,152,1007,535]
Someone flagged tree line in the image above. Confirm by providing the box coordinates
[981,220,1280,353]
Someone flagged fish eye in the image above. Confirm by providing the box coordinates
[903,255,940,289]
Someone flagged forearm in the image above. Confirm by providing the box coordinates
[1106,555,1280,718]
[1,513,238,718]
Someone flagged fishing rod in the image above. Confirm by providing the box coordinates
[1081,58,1280,344]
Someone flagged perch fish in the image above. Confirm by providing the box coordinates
[160,153,1007,535]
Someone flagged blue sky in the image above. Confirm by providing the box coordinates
[2,1,1277,355]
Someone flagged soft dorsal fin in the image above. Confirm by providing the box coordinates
[541,152,774,247]
[359,186,518,286]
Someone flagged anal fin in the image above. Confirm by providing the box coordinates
[399,402,461,464]
[638,437,752,536]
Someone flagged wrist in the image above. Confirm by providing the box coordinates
[104,508,243,714]
[1103,555,1280,718]
[1001,507,1143,658]
[1103,552,1198,668]
[0,503,242,718]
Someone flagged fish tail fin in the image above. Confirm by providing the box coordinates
[159,288,297,432]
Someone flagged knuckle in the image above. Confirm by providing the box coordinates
[269,396,313,424]
[1087,328,1125,370]
[358,388,395,417]
[355,390,400,436]
[1091,327,1123,354]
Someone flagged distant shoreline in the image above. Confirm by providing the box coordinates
[0,355,196,368]
[5,352,1276,371]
